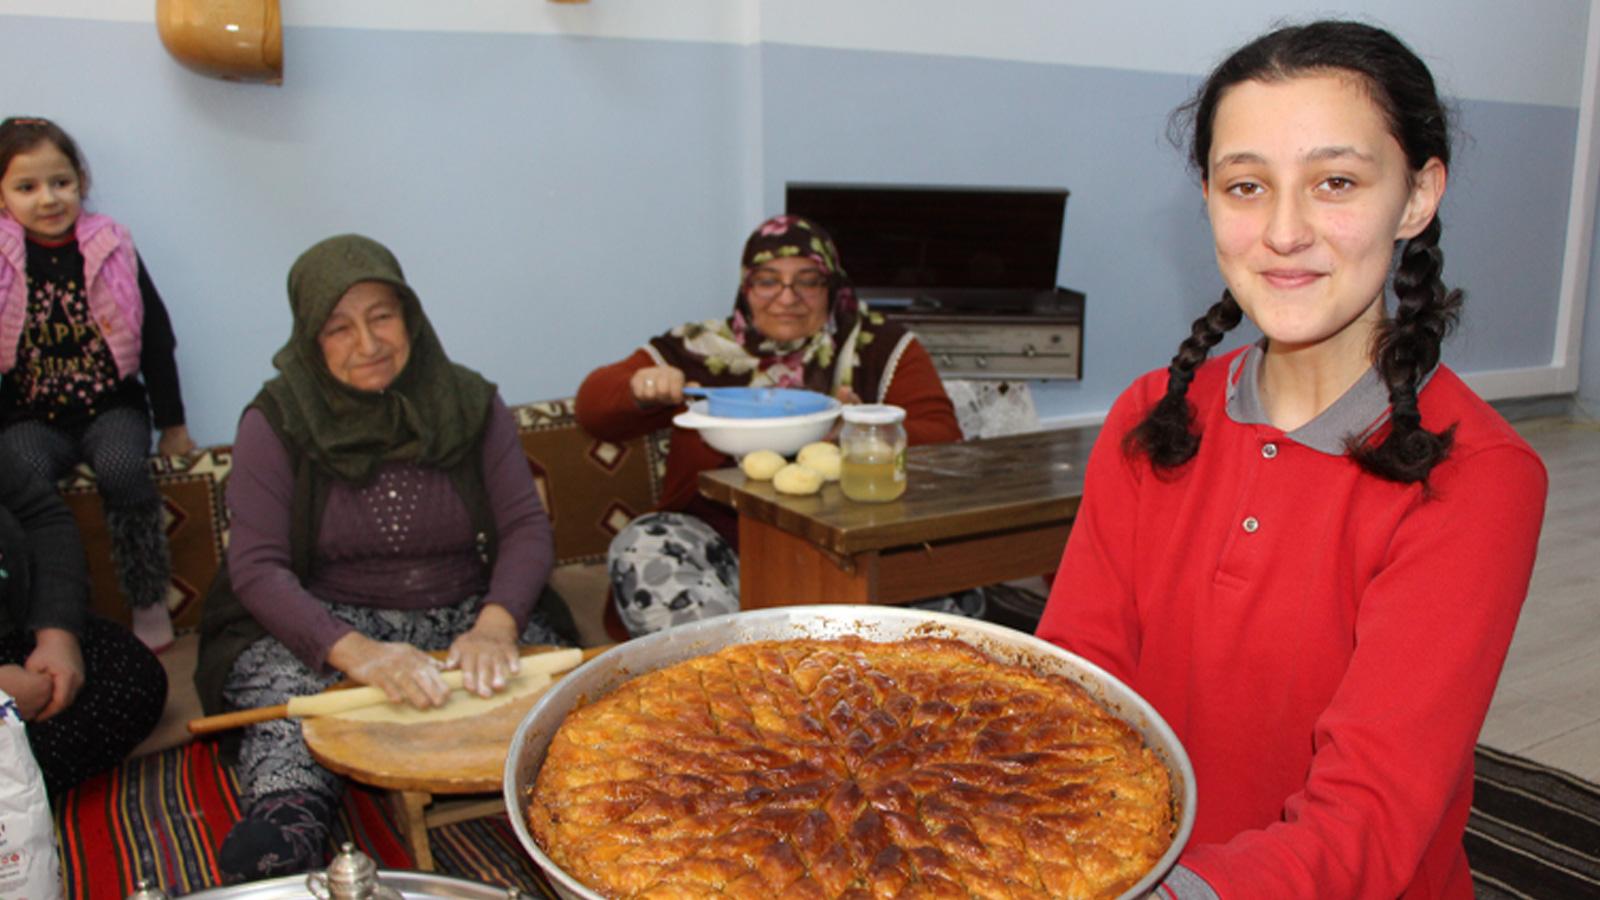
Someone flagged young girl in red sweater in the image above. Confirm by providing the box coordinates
[1037,21,1547,899]
[0,117,193,652]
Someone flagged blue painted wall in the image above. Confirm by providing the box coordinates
[761,45,1576,420]
[2,17,754,443]
[0,11,1587,439]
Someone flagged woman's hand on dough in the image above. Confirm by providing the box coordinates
[24,628,84,721]
[446,604,521,698]
[630,365,689,407]
[329,632,450,709]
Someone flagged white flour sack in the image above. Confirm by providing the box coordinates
[0,690,62,900]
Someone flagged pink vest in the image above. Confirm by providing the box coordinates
[0,212,144,378]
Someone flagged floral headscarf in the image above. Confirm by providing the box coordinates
[646,215,908,400]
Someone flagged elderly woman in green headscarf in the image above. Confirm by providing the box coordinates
[196,235,568,882]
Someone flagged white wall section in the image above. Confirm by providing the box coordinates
[4,0,1585,105]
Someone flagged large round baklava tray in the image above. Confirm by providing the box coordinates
[506,607,1195,900]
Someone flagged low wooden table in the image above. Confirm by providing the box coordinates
[698,427,1097,607]
[301,646,608,870]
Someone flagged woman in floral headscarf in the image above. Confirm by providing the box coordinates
[576,215,961,636]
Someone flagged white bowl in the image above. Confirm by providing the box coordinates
[673,399,840,457]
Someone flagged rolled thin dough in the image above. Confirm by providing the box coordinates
[285,647,583,720]
[330,670,554,725]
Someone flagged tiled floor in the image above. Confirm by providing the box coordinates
[1477,417,1600,782]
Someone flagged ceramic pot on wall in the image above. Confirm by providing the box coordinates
[156,0,283,84]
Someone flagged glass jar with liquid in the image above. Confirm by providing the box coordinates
[839,404,908,502]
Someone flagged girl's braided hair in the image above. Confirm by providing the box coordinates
[1128,20,1459,483]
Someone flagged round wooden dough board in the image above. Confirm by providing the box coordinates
[303,688,542,793]
[302,646,608,794]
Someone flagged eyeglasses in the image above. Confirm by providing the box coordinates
[746,270,830,302]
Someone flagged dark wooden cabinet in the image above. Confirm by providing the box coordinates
[881,288,1084,380]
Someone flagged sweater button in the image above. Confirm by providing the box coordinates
[1262,443,1278,459]
[1242,516,1260,534]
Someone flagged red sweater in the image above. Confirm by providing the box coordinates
[575,338,961,537]
[1037,347,1546,899]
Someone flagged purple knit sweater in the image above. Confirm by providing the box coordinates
[226,395,553,670]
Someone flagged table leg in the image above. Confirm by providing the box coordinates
[425,796,505,828]
[739,515,875,607]
[390,790,435,871]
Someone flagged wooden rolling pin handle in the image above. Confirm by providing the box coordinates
[186,645,603,734]
[188,703,290,735]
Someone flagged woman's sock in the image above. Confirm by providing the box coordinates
[218,789,335,882]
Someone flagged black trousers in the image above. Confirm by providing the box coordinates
[0,616,166,798]
[1,407,171,611]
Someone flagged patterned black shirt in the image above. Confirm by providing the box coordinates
[0,236,186,431]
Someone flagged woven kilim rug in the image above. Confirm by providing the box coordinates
[1466,744,1600,899]
[52,740,559,899]
[50,735,1600,898]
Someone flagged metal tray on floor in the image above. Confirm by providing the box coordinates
[178,870,524,899]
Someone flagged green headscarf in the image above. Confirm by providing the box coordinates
[257,234,496,484]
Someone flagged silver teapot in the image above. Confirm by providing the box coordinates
[305,843,403,900]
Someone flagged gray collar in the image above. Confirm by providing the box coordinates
[1224,341,1396,456]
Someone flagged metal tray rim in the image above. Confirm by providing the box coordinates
[503,606,1197,900]
[177,869,521,899]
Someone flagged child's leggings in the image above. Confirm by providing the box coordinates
[0,407,169,609]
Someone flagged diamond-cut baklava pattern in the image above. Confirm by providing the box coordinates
[530,638,1174,899]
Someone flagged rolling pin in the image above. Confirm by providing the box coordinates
[188,646,587,735]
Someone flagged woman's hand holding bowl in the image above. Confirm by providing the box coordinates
[631,365,690,408]
[822,384,862,441]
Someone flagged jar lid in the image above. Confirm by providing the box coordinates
[841,404,906,425]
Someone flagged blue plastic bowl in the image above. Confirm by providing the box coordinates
[687,387,836,419]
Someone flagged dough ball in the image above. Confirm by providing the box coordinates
[772,463,824,496]
[796,442,842,481]
[797,441,839,463]
[740,449,787,481]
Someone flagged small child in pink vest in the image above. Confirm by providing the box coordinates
[0,117,193,652]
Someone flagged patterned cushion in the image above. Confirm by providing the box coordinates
[58,399,663,630]
[511,398,667,566]
[55,740,557,899]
